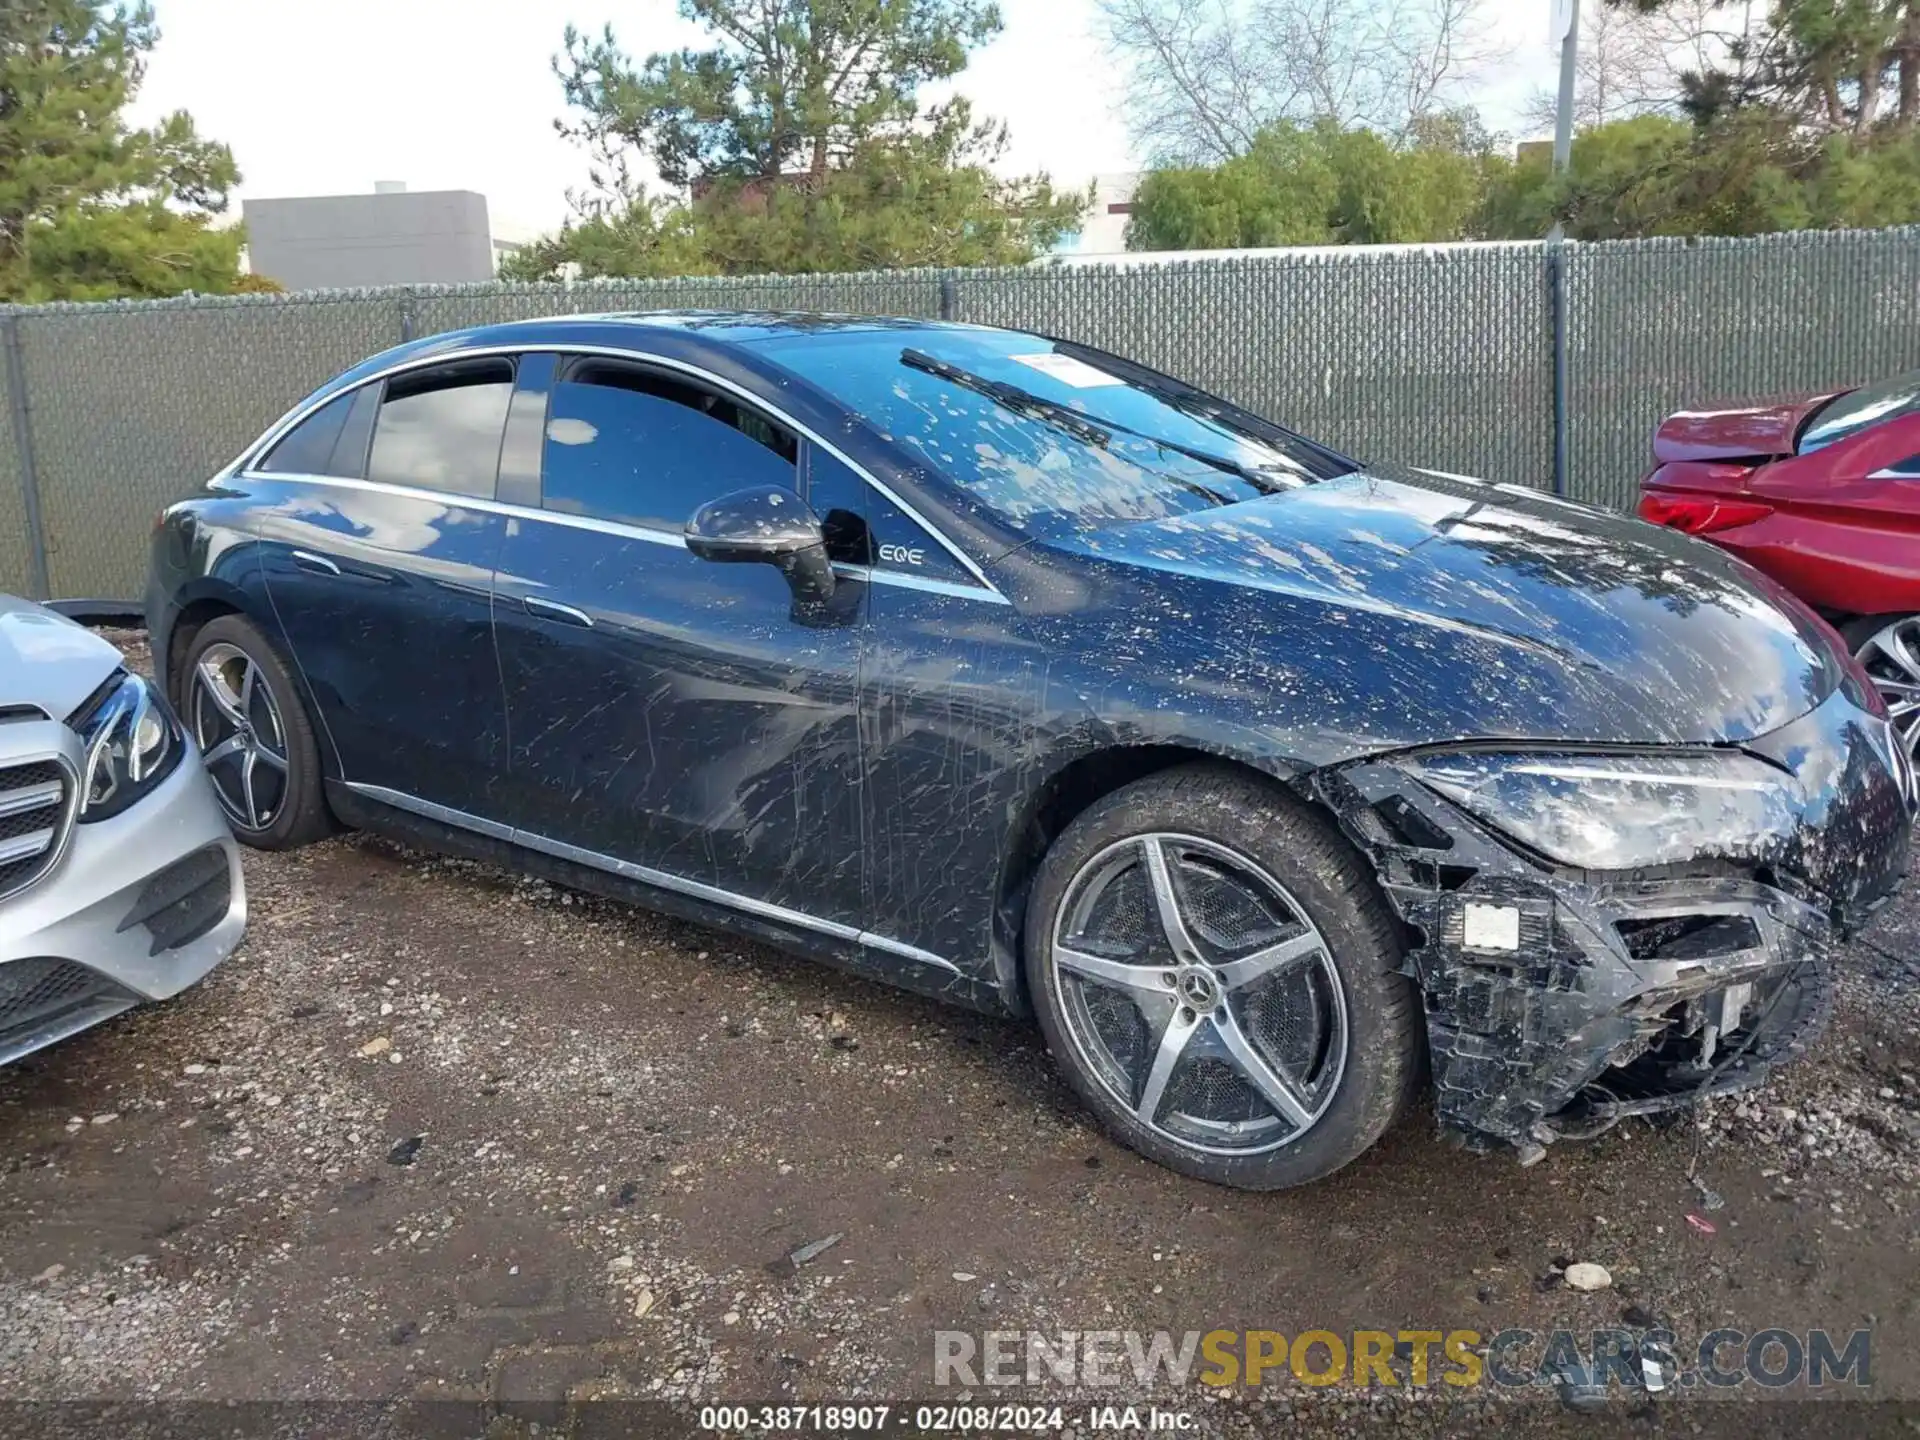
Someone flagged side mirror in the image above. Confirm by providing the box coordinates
[684,485,836,603]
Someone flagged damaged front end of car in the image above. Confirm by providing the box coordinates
[1307,678,1918,1161]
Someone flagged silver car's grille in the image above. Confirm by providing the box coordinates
[0,759,76,902]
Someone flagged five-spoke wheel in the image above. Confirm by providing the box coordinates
[178,615,334,851]
[1026,764,1420,1189]
[190,642,291,833]
[1051,833,1347,1154]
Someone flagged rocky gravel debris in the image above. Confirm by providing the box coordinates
[0,627,1913,1435]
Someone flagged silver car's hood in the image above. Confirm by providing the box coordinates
[0,596,123,721]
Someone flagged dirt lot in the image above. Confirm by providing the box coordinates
[2,633,1918,1437]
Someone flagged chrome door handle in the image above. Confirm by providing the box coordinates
[523,595,594,628]
[290,549,341,577]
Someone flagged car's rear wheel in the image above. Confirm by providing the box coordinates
[1023,763,1421,1190]
[180,615,332,850]
[1844,614,1920,760]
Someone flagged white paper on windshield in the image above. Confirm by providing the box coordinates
[1010,352,1125,388]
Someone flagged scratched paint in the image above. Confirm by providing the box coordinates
[147,311,1918,1162]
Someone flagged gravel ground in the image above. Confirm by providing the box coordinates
[1,631,1917,1437]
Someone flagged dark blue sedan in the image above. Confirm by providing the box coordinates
[148,313,1915,1188]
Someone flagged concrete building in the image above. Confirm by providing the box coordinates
[1055,172,1145,257]
[242,184,526,291]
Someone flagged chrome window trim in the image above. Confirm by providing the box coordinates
[829,562,1007,602]
[345,782,963,977]
[533,504,687,548]
[243,470,696,548]
[1866,465,1920,480]
[240,341,1008,602]
[242,469,1012,604]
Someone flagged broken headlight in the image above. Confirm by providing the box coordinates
[1403,749,1799,871]
[74,672,182,823]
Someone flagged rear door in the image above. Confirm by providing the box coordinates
[255,357,515,815]
[491,356,868,929]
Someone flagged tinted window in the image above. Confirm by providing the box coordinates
[367,359,515,497]
[1801,370,1920,454]
[260,392,352,475]
[805,448,873,564]
[1883,454,1920,476]
[541,365,797,530]
[754,328,1343,545]
[806,448,973,584]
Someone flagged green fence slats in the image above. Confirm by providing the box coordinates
[0,230,1913,604]
[0,321,34,599]
[1564,228,1920,511]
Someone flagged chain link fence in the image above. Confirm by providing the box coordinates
[1,226,1914,605]
[1564,228,1920,511]
[954,243,1555,486]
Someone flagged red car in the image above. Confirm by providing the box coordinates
[1639,370,1920,760]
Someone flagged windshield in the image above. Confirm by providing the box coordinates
[751,327,1353,546]
[1800,369,1920,454]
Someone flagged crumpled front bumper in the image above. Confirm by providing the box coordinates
[1310,686,1915,1155]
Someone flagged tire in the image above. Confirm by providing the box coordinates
[1839,613,1920,762]
[177,614,333,850]
[1024,762,1421,1190]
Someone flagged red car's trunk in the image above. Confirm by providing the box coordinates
[1651,393,1842,465]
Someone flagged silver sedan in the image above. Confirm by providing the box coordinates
[0,597,245,1064]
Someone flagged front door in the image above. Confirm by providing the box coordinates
[255,357,515,815]
[491,356,867,929]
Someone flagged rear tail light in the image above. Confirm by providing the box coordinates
[1637,491,1775,535]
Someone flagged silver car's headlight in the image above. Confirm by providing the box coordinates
[1403,749,1800,871]
[74,672,182,823]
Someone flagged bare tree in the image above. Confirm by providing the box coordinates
[1520,2,1672,132]
[1520,0,1764,133]
[1098,0,1292,161]
[1388,0,1486,126]
[1100,0,1493,161]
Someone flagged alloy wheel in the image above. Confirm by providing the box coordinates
[1855,617,1920,760]
[1048,833,1349,1156]
[190,642,291,833]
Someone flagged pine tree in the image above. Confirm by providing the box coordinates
[513,1,1083,278]
[0,1,247,301]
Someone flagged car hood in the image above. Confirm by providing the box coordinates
[0,596,123,721]
[1046,467,1845,754]
[1651,393,1842,464]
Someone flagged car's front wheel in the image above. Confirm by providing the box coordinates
[1024,763,1421,1190]
[1844,614,1920,761]
[179,615,333,850]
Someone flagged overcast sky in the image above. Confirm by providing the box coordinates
[133,0,1554,236]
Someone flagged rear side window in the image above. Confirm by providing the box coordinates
[367,358,516,498]
[259,392,353,475]
[1800,370,1920,454]
[541,362,797,530]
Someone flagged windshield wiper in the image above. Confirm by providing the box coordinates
[1045,337,1359,478]
[901,349,1113,447]
[902,347,1293,501]
[1114,431,1296,494]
